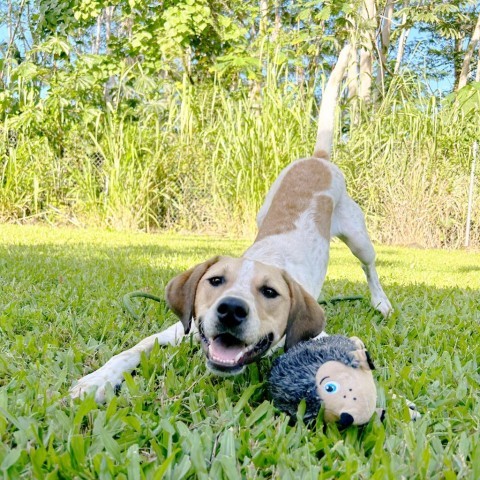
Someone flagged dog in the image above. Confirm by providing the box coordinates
[70,45,392,402]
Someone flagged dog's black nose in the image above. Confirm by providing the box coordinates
[338,412,354,427]
[216,297,249,327]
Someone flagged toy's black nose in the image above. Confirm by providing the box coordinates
[338,412,354,427]
[217,297,249,327]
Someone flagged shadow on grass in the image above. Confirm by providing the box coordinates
[456,265,480,273]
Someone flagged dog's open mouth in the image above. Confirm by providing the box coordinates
[198,321,274,374]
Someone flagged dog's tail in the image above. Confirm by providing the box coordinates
[313,44,351,160]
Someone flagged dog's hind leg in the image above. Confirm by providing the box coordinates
[332,197,393,317]
[70,321,189,403]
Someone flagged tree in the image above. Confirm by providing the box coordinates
[458,10,480,89]
[405,0,479,88]
[377,0,395,93]
[394,1,410,75]
[358,0,376,101]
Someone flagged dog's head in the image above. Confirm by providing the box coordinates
[166,256,325,375]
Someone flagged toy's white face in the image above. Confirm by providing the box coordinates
[316,360,377,426]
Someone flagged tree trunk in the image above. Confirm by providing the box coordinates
[273,0,281,40]
[105,6,114,53]
[476,49,480,82]
[2,0,13,86]
[359,49,372,101]
[122,14,133,40]
[2,0,27,86]
[457,12,480,90]
[454,38,463,89]
[307,41,321,92]
[122,14,135,66]
[250,0,268,103]
[93,12,102,54]
[376,0,394,94]
[394,30,409,74]
[7,0,13,48]
[394,1,409,75]
[6,0,26,58]
[358,0,376,102]
[347,45,358,99]
[260,0,268,36]
[104,6,116,104]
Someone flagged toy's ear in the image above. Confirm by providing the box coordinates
[349,336,365,349]
[349,336,375,370]
[283,272,325,350]
[350,348,376,371]
[165,256,220,334]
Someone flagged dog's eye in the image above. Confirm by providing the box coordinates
[260,286,279,299]
[208,276,225,287]
[323,381,340,394]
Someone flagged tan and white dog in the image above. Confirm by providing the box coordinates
[70,45,392,402]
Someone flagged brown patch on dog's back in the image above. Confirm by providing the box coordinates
[256,159,332,241]
[314,194,333,239]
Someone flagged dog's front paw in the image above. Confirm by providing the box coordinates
[372,295,393,317]
[70,368,123,404]
[407,400,421,421]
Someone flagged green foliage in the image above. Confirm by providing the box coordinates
[1,0,480,247]
[1,70,479,247]
[0,226,479,477]
[445,81,480,114]
[404,0,480,83]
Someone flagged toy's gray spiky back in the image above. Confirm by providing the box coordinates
[269,335,359,420]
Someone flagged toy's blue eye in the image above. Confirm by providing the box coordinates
[323,381,340,394]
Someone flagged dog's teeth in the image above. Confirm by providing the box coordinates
[234,351,245,362]
[211,353,236,365]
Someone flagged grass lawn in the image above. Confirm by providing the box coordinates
[0,224,479,478]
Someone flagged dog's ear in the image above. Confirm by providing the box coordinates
[283,273,325,350]
[165,256,220,333]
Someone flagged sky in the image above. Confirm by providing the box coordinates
[405,26,456,95]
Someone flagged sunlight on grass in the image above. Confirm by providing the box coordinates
[0,225,479,477]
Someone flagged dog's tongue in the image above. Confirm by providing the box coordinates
[209,335,246,364]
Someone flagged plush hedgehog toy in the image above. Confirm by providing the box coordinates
[269,335,378,427]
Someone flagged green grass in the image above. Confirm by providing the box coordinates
[0,224,479,478]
